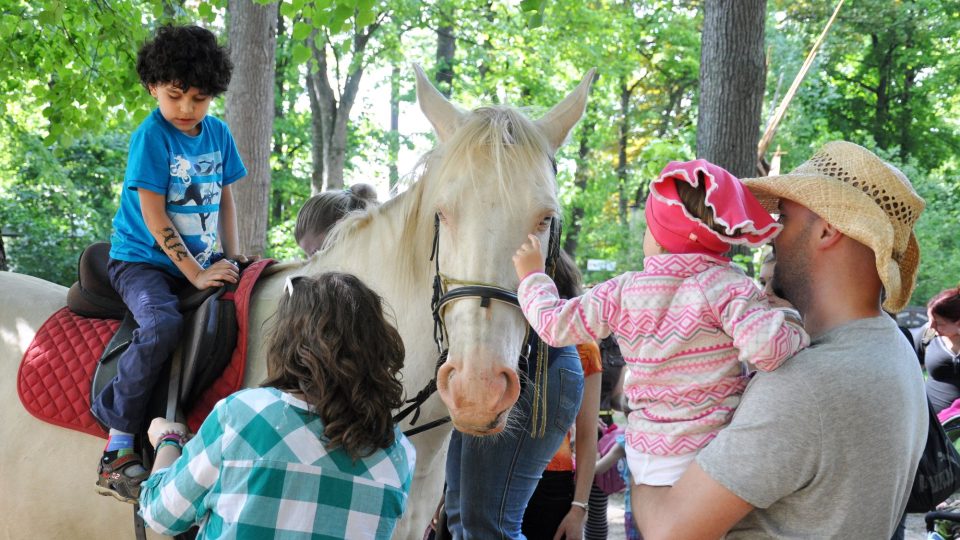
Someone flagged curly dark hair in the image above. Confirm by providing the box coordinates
[136,24,232,96]
[262,272,405,459]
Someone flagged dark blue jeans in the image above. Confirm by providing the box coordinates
[445,345,584,539]
[91,259,187,433]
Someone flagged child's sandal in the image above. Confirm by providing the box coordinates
[95,452,149,504]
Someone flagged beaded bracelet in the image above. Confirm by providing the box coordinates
[156,431,188,448]
[156,439,183,452]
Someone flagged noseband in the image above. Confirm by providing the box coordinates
[396,211,561,438]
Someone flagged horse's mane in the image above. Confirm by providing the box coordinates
[312,105,558,291]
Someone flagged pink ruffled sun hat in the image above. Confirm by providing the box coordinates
[644,159,781,258]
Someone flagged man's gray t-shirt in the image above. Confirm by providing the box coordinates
[698,316,926,538]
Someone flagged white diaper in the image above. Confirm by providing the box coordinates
[625,444,698,487]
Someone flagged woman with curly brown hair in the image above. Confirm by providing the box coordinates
[138,272,416,539]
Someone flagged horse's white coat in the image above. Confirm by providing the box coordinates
[0,70,592,539]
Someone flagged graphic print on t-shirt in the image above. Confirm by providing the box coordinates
[166,151,225,267]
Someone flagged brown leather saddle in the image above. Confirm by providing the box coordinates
[67,242,238,422]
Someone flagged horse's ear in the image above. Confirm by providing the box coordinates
[535,68,597,153]
[414,64,464,143]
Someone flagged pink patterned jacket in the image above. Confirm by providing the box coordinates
[518,253,809,456]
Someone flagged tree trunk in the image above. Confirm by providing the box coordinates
[0,233,7,272]
[273,9,287,159]
[898,64,916,161]
[435,2,456,98]
[307,26,378,191]
[562,116,595,258]
[226,0,277,257]
[617,77,641,225]
[696,0,767,179]
[389,62,401,189]
[872,36,896,151]
[272,9,287,222]
[478,0,496,99]
[305,59,326,195]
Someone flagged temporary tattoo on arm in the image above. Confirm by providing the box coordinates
[159,227,190,262]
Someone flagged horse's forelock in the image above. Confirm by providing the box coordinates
[305,105,559,291]
[427,106,558,212]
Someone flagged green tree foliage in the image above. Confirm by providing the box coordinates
[0,129,125,284]
[1,0,957,307]
[0,0,180,145]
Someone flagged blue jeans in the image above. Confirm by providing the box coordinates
[445,345,584,540]
[91,259,187,433]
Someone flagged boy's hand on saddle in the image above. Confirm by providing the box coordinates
[513,234,545,281]
[192,259,240,290]
[229,253,260,265]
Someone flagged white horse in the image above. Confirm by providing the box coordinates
[0,67,592,539]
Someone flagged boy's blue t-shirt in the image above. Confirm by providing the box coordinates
[110,109,247,276]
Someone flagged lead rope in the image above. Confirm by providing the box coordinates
[529,339,550,438]
[528,217,562,438]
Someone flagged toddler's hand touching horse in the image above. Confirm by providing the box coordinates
[513,234,545,281]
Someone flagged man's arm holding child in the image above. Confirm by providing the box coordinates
[139,189,238,289]
[632,462,753,540]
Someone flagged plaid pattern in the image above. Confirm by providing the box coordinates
[139,388,416,539]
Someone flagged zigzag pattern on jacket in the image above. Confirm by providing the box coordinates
[518,252,809,458]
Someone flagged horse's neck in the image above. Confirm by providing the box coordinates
[291,196,441,401]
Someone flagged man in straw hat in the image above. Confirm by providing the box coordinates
[631,141,927,538]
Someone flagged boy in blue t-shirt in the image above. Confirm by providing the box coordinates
[92,24,250,504]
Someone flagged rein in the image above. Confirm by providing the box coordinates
[396,211,561,438]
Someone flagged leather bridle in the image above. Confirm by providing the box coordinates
[396,211,562,438]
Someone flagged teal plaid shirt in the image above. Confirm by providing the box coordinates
[139,388,416,539]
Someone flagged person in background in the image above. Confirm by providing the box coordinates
[522,251,602,540]
[294,183,379,257]
[918,288,960,413]
[757,249,776,297]
[138,272,416,539]
[584,335,627,540]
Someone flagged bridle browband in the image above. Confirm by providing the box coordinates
[396,205,562,438]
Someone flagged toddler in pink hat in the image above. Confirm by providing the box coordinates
[514,159,809,489]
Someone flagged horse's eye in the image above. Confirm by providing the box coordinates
[536,216,552,232]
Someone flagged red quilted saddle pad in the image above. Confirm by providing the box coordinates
[17,308,117,438]
[17,258,274,438]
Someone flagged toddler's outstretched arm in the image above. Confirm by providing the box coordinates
[513,234,545,281]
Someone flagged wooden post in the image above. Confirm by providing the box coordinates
[757,0,845,164]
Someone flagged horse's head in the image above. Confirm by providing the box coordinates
[414,66,593,435]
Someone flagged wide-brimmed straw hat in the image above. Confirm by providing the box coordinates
[743,141,925,313]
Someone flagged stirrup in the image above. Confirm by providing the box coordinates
[95,452,149,504]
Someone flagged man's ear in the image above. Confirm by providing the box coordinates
[818,221,844,249]
[148,84,158,98]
